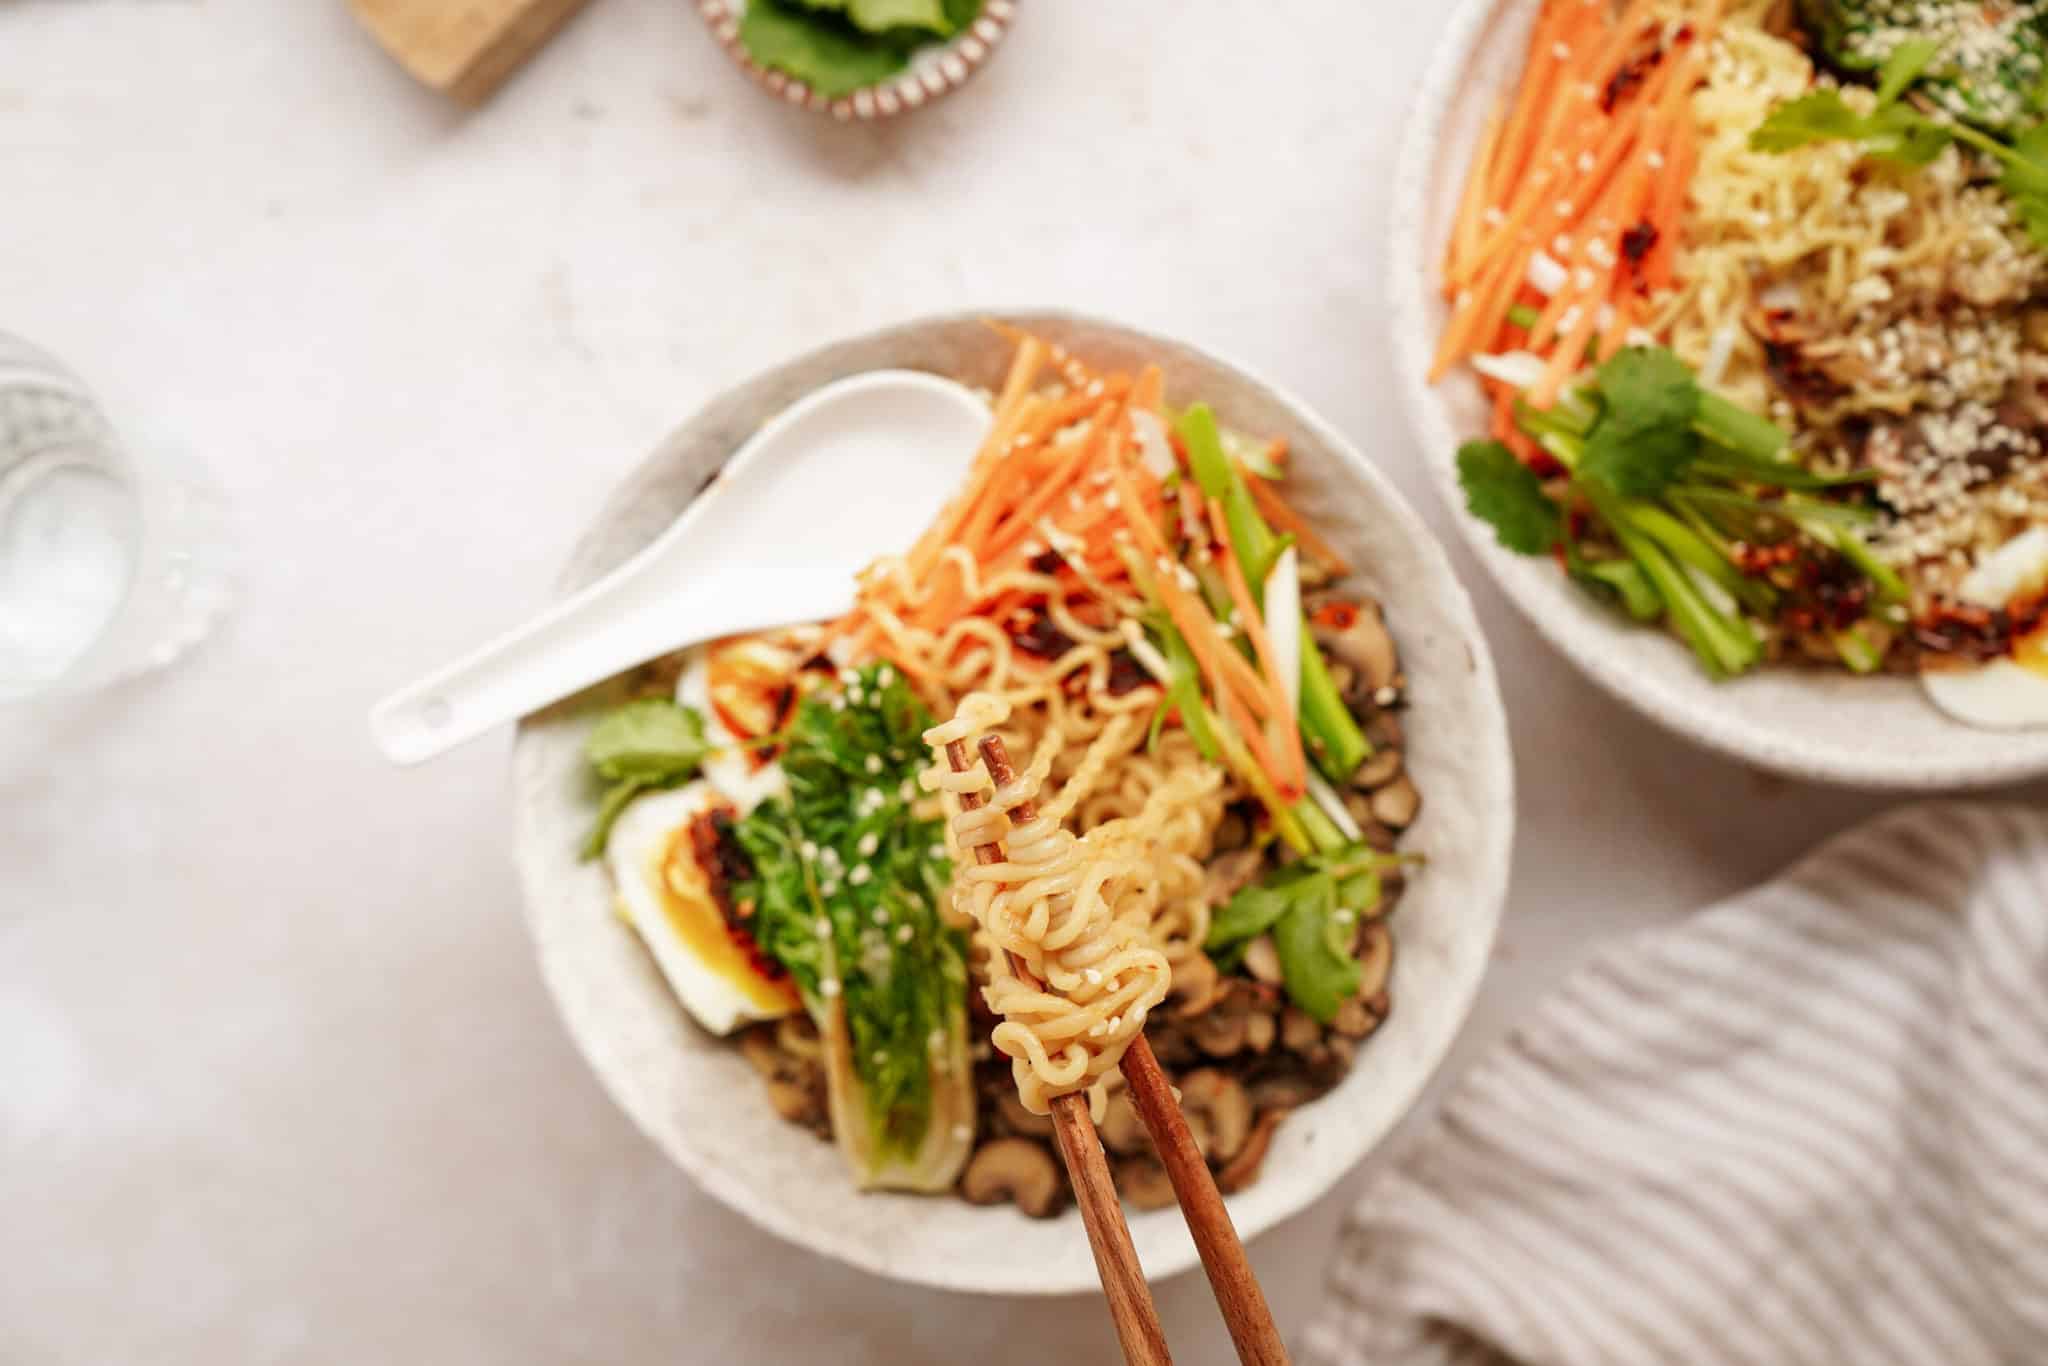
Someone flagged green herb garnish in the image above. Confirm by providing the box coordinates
[1752,34,2048,248]
[1206,844,1407,1023]
[580,698,712,859]
[1579,346,1701,496]
[1456,439,1561,554]
[1460,346,1904,680]
[730,664,969,1180]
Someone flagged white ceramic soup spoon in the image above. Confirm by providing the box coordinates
[369,370,990,764]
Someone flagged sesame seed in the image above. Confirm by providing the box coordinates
[857,831,879,857]
[849,864,872,886]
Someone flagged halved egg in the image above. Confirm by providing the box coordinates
[677,640,797,810]
[1922,527,2048,730]
[606,782,799,1035]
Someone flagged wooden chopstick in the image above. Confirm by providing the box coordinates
[946,740,1172,1366]
[973,736,1290,1366]
[1119,1035,1287,1365]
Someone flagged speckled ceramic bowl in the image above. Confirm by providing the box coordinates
[695,0,1014,122]
[1392,0,2048,789]
[510,311,1514,1293]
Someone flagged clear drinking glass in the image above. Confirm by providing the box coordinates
[0,334,231,700]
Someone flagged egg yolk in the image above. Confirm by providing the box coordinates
[2018,625,2048,678]
[657,829,800,1013]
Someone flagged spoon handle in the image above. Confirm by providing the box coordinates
[369,558,839,764]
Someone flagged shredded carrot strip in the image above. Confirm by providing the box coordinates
[1243,472,1351,575]
[984,404,1121,560]
[1444,97,1506,287]
[1205,499,1305,795]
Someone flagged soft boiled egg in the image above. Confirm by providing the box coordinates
[677,640,795,810]
[606,782,799,1035]
[1922,527,2048,730]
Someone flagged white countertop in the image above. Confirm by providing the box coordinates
[6,3,2042,1362]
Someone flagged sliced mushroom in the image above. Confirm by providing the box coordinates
[1098,1086,1151,1155]
[1322,928,1394,1044]
[1172,952,1229,1018]
[764,1078,817,1125]
[1242,934,1283,985]
[960,1139,1064,1218]
[738,1027,787,1080]
[1340,792,1401,852]
[1364,709,1403,750]
[1190,1000,1250,1056]
[998,1091,1055,1140]
[1147,1021,1198,1066]
[1369,774,1422,829]
[1249,1071,1324,1111]
[1216,1109,1289,1194]
[1244,1010,1277,1055]
[1350,747,1403,790]
[1355,921,1393,1001]
[1312,598,1399,693]
[1177,1068,1254,1163]
[1203,846,1266,907]
[1115,1157,1179,1211]
[1280,1007,1321,1053]
[1364,870,1406,923]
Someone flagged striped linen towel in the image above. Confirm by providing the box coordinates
[1305,803,2048,1366]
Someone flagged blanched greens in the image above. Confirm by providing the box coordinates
[1206,844,1407,1023]
[580,698,712,859]
[730,663,974,1190]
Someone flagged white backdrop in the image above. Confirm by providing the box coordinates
[5,3,2040,1362]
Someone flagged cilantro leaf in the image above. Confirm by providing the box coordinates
[1456,440,1561,555]
[1750,90,1870,151]
[1749,90,1952,165]
[1997,122,2048,248]
[1875,37,1943,107]
[738,0,922,97]
[1579,346,1701,497]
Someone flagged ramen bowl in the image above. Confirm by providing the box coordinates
[510,310,1515,1292]
[1390,0,2048,789]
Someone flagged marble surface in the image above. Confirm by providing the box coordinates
[3,3,2041,1362]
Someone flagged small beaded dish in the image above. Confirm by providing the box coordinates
[694,0,1015,121]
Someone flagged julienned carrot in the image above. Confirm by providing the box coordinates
[1205,498,1306,796]
[1105,445,1279,734]
[1242,472,1351,576]
[1432,241,1529,381]
[1523,50,1684,350]
[1131,364,1164,416]
[1458,3,1655,290]
[1442,7,1723,410]
[984,406,1121,560]
[1445,98,1506,288]
[1486,0,1582,215]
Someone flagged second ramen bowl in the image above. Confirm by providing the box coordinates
[509,311,1514,1293]
[1392,0,2048,790]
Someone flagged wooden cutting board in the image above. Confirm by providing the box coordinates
[351,0,596,105]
